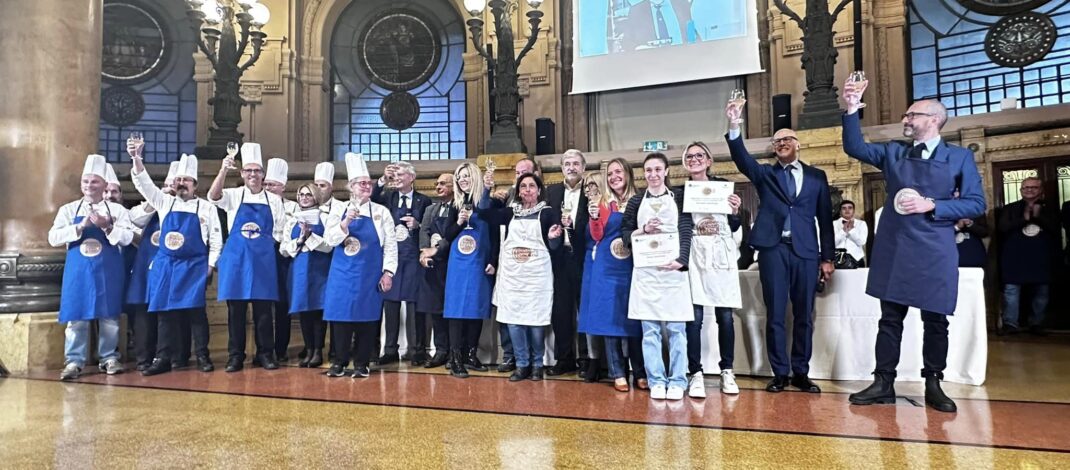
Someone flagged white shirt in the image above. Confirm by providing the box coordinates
[874,207,884,234]
[132,170,224,267]
[833,217,868,261]
[396,190,415,209]
[912,137,943,160]
[279,209,332,258]
[48,199,134,248]
[562,181,582,247]
[323,199,399,275]
[208,187,287,242]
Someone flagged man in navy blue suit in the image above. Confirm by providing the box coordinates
[840,79,985,413]
[725,100,835,394]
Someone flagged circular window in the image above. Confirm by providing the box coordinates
[102,2,168,84]
[357,11,441,91]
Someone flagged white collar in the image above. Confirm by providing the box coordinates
[913,136,942,151]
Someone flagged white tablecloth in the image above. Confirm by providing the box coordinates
[697,268,987,385]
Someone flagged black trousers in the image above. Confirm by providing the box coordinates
[274,300,292,358]
[380,300,417,357]
[131,304,157,366]
[332,321,377,368]
[875,300,949,378]
[448,319,483,351]
[227,300,274,360]
[156,308,210,362]
[687,305,735,374]
[551,254,586,365]
[298,310,326,350]
[429,314,449,355]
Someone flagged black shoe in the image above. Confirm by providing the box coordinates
[425,353,449,369]
[136,361,152,372]
[509,366,532,382]
[924,376,957,413]
[251,356,262,367]
[577,359,590,379]
[260,354,279,370]
[277,353,290,363]
[849,373,896,405]
[401,353,412,362]
[352,365,371,378]
[141,359,172,377]
[449,357,469,378]
[547,361,578,376]
[308,349,324,368]
[298,349,308,360]
[298,350,312,368]
[197,356,214,373]
[765,375,790,393]
[171,360,190,370]
[411,352,430,367]
[378,353,400,365]
[531,366,544,381]
[497,357,517,373]
[997,325,1020,336]
[225,357,244,373]
[465,348,488,372]
[791,374,822,393]
[583,359,602,383]
[325,363,346,377]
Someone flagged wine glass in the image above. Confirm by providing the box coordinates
[847,71,867,108]
[648,199,664,218]
[225,142,240,170]
[729,89,746,124]
[128,131,144,158]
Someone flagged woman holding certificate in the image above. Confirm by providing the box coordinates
[682,142,743,397]
[480,172,563,382]
[577,160,647,392]
[280,183,333,368]
[622,153,693,400]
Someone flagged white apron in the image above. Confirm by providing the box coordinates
[689,212,742,309]
[493,213,554,326]
[627,193,692,322]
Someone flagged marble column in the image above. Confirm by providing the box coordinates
[0,0,103,313]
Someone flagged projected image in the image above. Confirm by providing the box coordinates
[578,0,747,57]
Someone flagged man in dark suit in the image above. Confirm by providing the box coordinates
[373,161,433,365]
[544,150,590,376]
[997,177,1058,336]
[418,173,455,368]
[841,79,986,413]
[621,0,699,51]
[725,100,835,394]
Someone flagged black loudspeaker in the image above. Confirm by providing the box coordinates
[772,94,792,132]
[535,118,555,155]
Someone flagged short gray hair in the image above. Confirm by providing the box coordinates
[561,149,586,167]
[394,161,416,177]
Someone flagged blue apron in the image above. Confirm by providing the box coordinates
[443,211,493,319]
[147,200,208,312]
[124,213,159,305]
[578,210,641,337]
[417,204,451,314]
[287,217,331,314]
[382,202,420,302]
[58,202,125,323]
[867,153,958,315]
[217,191,279,301]
[323,216,384,322]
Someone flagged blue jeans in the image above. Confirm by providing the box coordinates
[604,336,645,380]
[498,321,514,361]
[1001,283,1049,329]
[64,318,120,367]
[688,305,735,374]
[507,324,546,368]
[641,321,688,390]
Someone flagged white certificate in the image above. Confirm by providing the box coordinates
[683,181,735,214]
[631,232,680,268]
[294,209,322,225]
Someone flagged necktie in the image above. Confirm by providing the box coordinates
[654,4,669,40]
[909,143,927,159]
[781,164,796,234]
[401,195,409,209]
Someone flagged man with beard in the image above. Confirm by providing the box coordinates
[726,99,835,394]
[264,158,300,362]
[545,149,591,377]
[131,151,223,376]
[418,173,455,368]
[841,78,985,413]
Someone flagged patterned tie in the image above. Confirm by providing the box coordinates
[909,143,927,159]
[781,164,796,234]
[654,4,669,40]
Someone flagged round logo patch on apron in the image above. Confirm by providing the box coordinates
[457,234,477,255]
[893,188,921,215]
[150,230,161,247]
[695,217,720,236]
[430,233,442,248]
[343,237,362,256]
[164,232,185,250]
[79,239,103,257]
[240,222,262,239]
[511,247,534,263]
[395,224,410,242]
[610,238,631,260]
[1022,224,1041,237]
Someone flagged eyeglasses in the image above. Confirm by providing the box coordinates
[353,180,374,187]
[1022,186,1042,190]
[435,181,450,186]
[241,168,263,174]
[902,112,935,120]
[772,137,798,145]
[684,153,708,160]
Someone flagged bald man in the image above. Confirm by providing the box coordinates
[725,100,835,395]
[841,81,985,413]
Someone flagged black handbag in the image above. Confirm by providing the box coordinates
[834,248,859,269]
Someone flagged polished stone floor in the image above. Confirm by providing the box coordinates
[2,334,1068,468]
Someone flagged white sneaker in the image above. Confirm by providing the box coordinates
[666,386,685,400]
[721,369,739,395]
[650,384,667,399]
[688,372,707,398]
[102,358,124,375]
[60,363,81,381]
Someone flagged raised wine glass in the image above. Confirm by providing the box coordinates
[847,71,867,108]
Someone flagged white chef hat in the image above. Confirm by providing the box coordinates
[240,142,263,169]
[314,162,335,183]
[177,154,198,181]
[265,158,288,185]
[105,164,120,186]
[164,160,180,185]
[345,152,369,181]
[82,154,107,179]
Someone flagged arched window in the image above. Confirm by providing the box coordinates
[909,0,1070,117]
[98,0,198,163]
[330,0,467,162]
